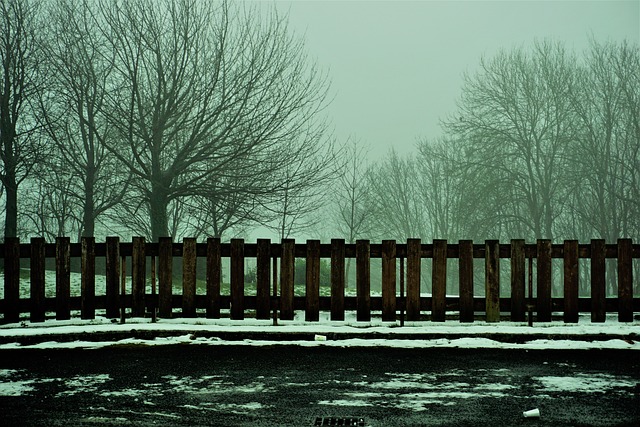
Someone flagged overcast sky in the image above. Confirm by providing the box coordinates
[268,0,640,158]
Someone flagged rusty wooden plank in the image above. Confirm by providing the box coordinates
[356,240,371,322]
[280,239,295,320]
[56,237,71,321]
[617,238,633,322]
[30,238,46,323]
[381,240,397,322]
[105,237,120,319]
[131,237,146,317]
[591,239,606,322]
[182,238,197,318]
[305,240,321,321]
[158,237,173,318]
[256,239,271,320]
[81,237,96,320]
[406,239,421,321]
[485,240,500,323]
[563,240,579,323]
[3,238,20,323]
[432,239,447,322]
[510,239,525,321]
[330,239,345,321]
[536,239,552,322]
[230,239,245,320]
[206,238,221,319]
[459,240,474,323]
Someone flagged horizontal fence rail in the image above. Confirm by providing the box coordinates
[1,237,639,324]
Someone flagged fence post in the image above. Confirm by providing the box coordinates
[432,239,447,322]
[305,240,320,322]
[131,237,146,317]
[105,237,120,319]
[3,238,20,323]
[590,239,606,322]
[485,240,500,323]
[56,237,71,321]
[330,239,345,321]
[510,239,526,321]
[356,240,371,322]
[406,239,422,321]
[617,238,633,322]
[280,239,295,320]
[563,240,579,323]
[381,240,397,322]
[256,239,271,320]
[158,237,173,318]
[81,237,96,320]
[459,240,474,323]
[30,238,46,323]
[206,238,221,319]
[536,239,552,322]
[182,238,197,318]
[230,239,245,320]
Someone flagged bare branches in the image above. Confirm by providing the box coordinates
[0,0,45,238]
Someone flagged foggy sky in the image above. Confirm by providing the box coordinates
[271,0,640,158]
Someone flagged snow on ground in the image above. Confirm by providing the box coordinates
[1,366,637,414]
[0,311,637,350]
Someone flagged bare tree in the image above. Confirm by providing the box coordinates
[334,137,372,241]
[416,136,491,241]
[35,0,128,239]
[0,0,46,239]
[332,137,372,285]
[365,150,429,241]
[21,163,81,240]
[99,0,331,241]
[444,41,578,241]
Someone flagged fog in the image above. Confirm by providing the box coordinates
[273,1,639,158]
[1,0,639,244]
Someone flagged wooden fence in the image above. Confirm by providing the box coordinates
[1,237,638,324]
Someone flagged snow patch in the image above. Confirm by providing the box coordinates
[0,380,36,397]
[57,374,111,396]
[535,373,638,393]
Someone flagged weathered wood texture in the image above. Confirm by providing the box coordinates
[305,240,321,321]
[563,240,579,323]
[356,240,371,322]
[230,239,244,320]
[381,240,396,322]
[105,237,120,318]
[458,240,474,323]
[510,239,525,321]
[590,239,606,322]
[256,239,271,320]
[617,238,633,322]
[56,237,71,321]
[206,238,222,319]
[158,237,173,318]
[30,238,45,323]
[432,239,447,322]
[1,238,638,324]
[81,237,95,320]
[330,239,346,321]
[280,239,295,320]
[131,237,146,317]
[406,239,421,321]
[182,238,197,318]
[536,239,552,322]
[485,240,500,323]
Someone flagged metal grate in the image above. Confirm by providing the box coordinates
[314,417,365,426]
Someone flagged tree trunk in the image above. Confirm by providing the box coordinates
[82,169,95,238]
[4,174,17,238]
[149,186,169,242]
